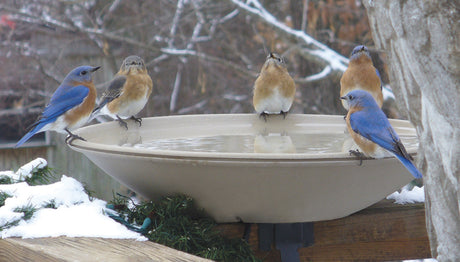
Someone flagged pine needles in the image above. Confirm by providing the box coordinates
[110,194,260,262]
[24,165,54,185]
[0,161,54,232]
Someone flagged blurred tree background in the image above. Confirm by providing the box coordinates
[0,0,387,141]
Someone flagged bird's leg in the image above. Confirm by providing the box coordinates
[130,116,142,127]
[280,111,288,119]
[64,128,86,144]
[259,112,268,122]
[116,115,128,130]
[349,149,365,166]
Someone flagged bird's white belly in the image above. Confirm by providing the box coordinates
[255,87,293,114]
[101,95,149,119]
[119,95,149,119]
[43,113,91,134]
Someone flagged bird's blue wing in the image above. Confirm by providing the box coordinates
[349,110,400,154]
[349,110,422,178]
[42,85,89,120]
[15,85,89,148]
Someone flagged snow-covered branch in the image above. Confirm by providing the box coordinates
[231,0,349,78]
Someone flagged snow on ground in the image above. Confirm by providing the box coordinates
[0,159,146,240]
[387,184,425,204]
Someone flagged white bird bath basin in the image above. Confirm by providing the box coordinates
[68,114,417,223]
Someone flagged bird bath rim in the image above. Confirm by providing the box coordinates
[68,113,418,161]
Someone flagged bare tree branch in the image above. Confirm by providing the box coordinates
[230,0,349,75]
[170,63,184,113]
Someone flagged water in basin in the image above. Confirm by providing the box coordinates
[132,132,419,154]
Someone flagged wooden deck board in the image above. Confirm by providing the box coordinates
[217,200,432,261]
[0,237,212,262]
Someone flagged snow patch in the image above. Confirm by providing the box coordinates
[0,159,146,240]
[387,185,425,204]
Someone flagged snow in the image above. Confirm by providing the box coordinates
[13,157,47,181]
[387,184,425,204]
[0,160,146,240]
[382,84,396,100]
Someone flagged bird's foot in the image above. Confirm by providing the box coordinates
[65,128,86,144]
[116,116,128,130]
[349,149,364,166]
[130,116,142,127]
[259,112,268,122]
[280,111,288,119]
[343,115,347,120]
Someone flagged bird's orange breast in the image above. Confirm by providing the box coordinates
[107,71,153,113]
[64,82,96,125]
[253,65,295,104]
[340,56,383,107]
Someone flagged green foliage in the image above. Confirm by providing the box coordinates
[110,194,260,262]
[1,204,37,232]
[14,204,37,221]
[0,175,13,184]
[0,220,20,231]
[43,199,57,209]
[0,192,12,207]
[25,166,55,186]
[0,165,54,185]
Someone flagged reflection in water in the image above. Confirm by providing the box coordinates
[254,133,296,153]
[117,121,143,146]
[133,132,419,155]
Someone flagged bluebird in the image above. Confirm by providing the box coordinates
[93,55,153,129]
[341,90,422,179]
[15,66,101,148]
[253,53,296,121]
[340,45,383,110]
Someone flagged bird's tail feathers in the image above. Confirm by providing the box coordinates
[395,154,422,179]
[15,122,48,148]
[88,107,102,123]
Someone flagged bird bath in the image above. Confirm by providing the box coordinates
[68,114,417,223]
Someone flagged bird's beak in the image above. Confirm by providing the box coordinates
[340,96,347,100]
[90,66,101,72]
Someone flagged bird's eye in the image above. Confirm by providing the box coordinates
[348,95,354,100]
[81,71,87,76]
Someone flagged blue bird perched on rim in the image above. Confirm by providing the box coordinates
[15,65,101,147]
[340,45,383,110]
[341,89,422,179]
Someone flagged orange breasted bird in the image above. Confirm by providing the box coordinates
[340,45,383,110]
[93,55,153,129]
[341,90,422,179]
[15,65,100,147]
[253,53,296,121]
